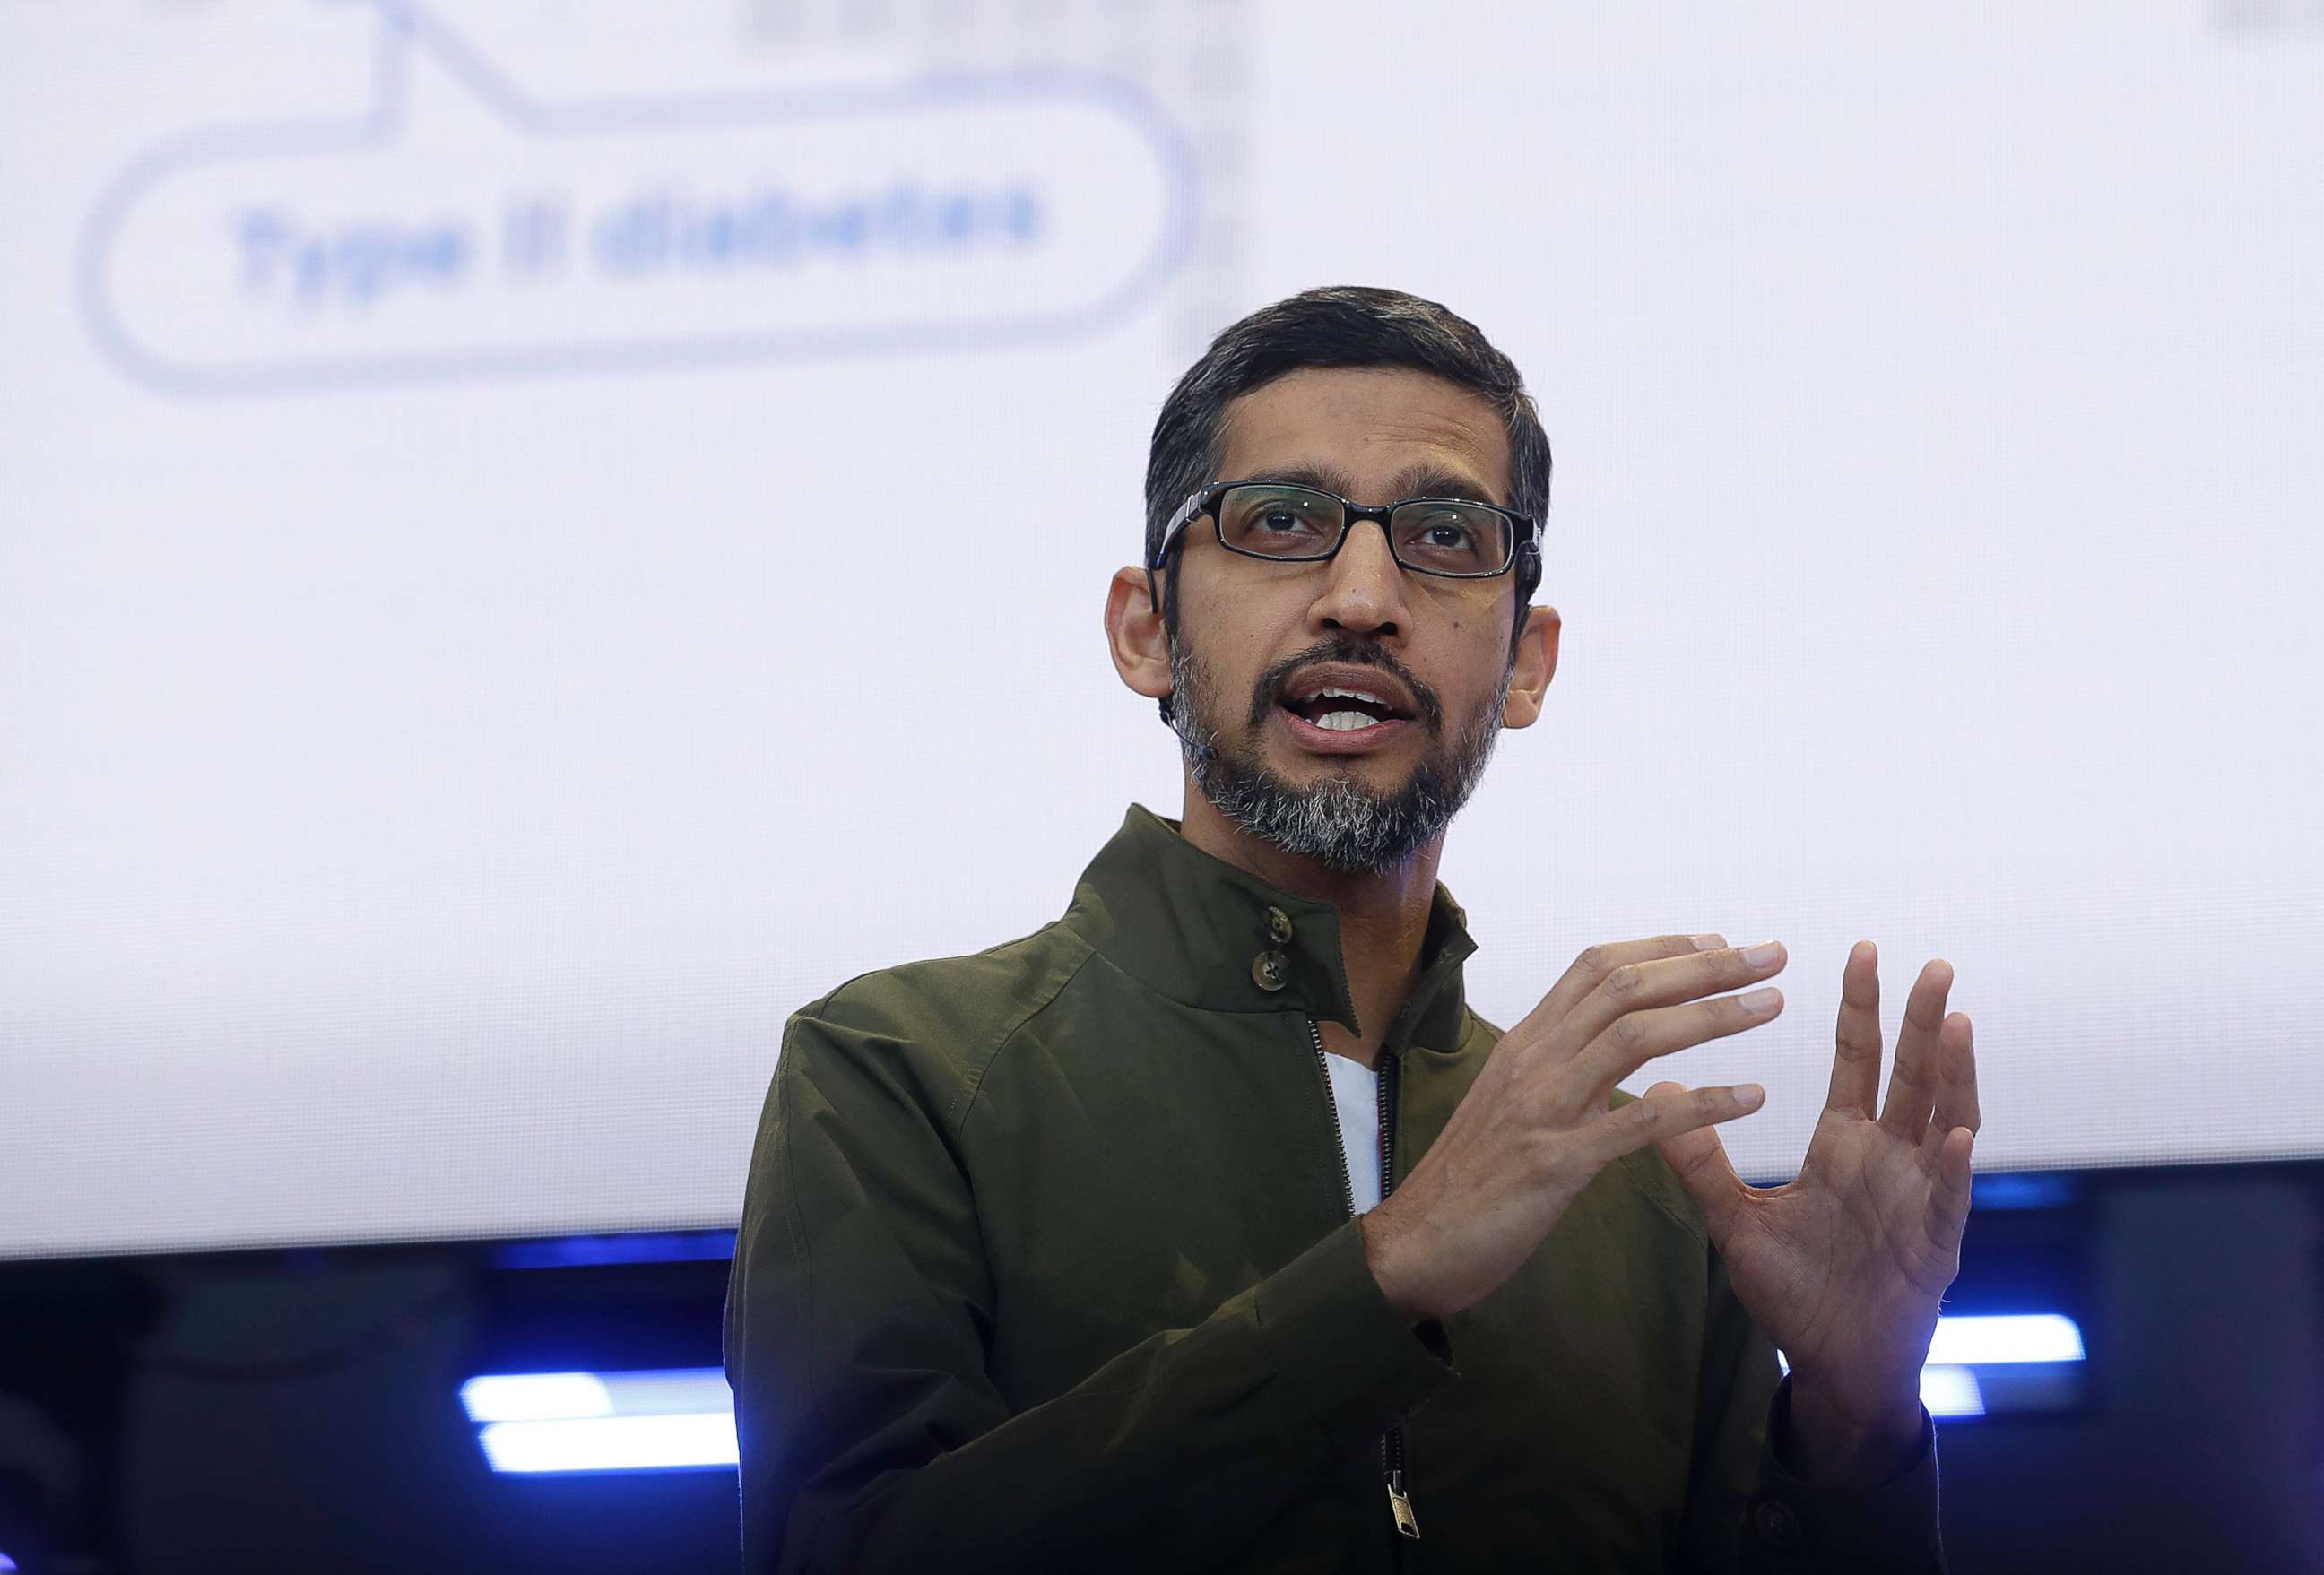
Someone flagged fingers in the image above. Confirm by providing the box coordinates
[1586,1080,1762,1175]
[1570,942,1787,1059]
[1516,933,1730,1046]
[1924,1125,1976,1260]
[1825,939,1883,1115]
[1565,954,1787,1095]
[1626,1086,1747,1245]
[1877,958,1955,1140]
[1931,1011,1981,1138]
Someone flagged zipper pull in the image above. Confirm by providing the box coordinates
[1387,1469,1420,1540]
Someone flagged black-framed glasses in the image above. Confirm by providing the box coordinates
[1152,479,1539,583]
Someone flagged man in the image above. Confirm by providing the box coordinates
[724,286,1981,1571]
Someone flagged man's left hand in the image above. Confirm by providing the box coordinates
[1646,939,1980,1487]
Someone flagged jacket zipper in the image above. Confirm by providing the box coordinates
[1307,1017,1421,1543]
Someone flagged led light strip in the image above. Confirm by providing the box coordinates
[479,1412,740,1474]
[464,1313,2082,1472]
[461,1369,741,1472]
[1925,1313,2085,1366]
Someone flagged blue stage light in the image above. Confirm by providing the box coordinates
[1917,1364,1986,1418]
[460,1372,612,1423]
[479,1413,739,1473]
[464,1367,740,1472]
[491,1231,738,1269]
[1969,1172,2081,1211]
[1771,1313,2080,1419]
[464,1312,2084,1472]
[1926,1313,2085,1365]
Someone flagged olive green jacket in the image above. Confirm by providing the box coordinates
[725,804,1944,1572]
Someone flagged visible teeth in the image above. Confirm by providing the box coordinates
[1314,710,1381,731]
[1309,685,1386,705]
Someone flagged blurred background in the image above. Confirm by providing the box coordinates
[3,0,2320,1570]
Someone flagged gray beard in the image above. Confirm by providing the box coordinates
[1168,639,1510,876]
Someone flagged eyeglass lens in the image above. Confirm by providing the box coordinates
[1215,483,1512,576]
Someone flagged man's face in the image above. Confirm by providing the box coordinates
[1162,366,1534,873]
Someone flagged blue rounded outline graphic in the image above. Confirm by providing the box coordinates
[77,0,1201,397]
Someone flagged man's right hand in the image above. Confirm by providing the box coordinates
[1360,933,1788,1324]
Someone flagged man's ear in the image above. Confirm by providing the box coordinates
[1498,604,1560,729]
[1106,566,1174,705]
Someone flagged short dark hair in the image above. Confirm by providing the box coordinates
[1144,285,1550,654]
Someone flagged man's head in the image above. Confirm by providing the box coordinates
[1106,286,1561,876]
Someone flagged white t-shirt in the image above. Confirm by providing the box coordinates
[1322,1051,1383,1213]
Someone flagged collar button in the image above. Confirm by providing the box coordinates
[1252,949,1292,991]
[1264,905,1295,943]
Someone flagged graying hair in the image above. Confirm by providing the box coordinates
[1166,636,1512,875]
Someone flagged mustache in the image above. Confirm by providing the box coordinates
[1245,635,1445,736]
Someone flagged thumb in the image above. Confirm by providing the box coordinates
[1644,1080,1746,1237]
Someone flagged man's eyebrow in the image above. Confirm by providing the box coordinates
[1238,461,1505,506]
[1241,462,1360,498]
[1387,462,1503,506]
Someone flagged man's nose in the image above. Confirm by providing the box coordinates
[1309,516,1409,637]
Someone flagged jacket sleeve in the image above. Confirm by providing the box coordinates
[722,1007,1457,1574]
[1677,1239,1947,1572]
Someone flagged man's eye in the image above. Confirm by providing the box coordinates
[1260,508,1321,533]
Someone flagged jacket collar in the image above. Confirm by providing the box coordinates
[1062,803,1479,1053]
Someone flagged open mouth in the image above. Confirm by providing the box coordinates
[1278,684,1414,734]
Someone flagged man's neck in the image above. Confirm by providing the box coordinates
[1176,783,1441,1071]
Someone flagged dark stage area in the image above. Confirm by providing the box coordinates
[1,1164,2317,1574]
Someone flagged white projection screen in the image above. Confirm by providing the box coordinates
[4,0,2320,1260]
